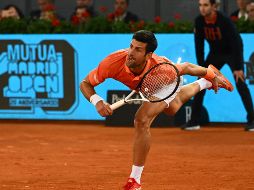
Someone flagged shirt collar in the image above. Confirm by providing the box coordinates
[124,59,151,80]
[205,11,217,24]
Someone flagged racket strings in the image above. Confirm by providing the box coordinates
[140,64,178,101]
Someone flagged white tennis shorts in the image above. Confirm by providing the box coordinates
[163,76,183,107]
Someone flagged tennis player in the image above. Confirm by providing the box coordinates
[80,30,233,190]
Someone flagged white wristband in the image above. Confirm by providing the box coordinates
[90,94,104,106]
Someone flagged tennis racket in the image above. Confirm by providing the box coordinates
[110,62,181,110]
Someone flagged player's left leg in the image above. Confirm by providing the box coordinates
[164,78,211,116]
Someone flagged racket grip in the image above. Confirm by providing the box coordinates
[110,99,126,110]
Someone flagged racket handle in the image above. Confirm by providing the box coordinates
[110,99,126,110]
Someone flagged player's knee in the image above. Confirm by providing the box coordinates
[134,115,151,132]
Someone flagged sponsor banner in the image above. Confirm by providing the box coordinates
[105,90,209,126]
[0,34,253,122]
[0,38,78,118]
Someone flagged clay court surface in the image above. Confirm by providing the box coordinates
[0,121,254,190]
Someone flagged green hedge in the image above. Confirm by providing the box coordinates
[0,17,253,34]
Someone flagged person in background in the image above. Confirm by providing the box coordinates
[30,0,63,20]
[0,4,24,20]
[182,0,254,131]
[246,2,254,21]
[230,0,251,20]
[70,0,97,24]
[109,0,139,23]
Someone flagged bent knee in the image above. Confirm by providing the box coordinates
[134,116,150,127]
[134,115,153,132]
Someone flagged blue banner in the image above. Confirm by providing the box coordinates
[0,34,253,122]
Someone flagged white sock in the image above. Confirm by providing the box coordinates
[196,78,212,91]
[130,165,144,184]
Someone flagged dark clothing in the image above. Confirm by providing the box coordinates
[123,11,139,23]
[230,9,240,17]
[230,9,248,21]
[191,11,254,124]
[70,6,97,20]
[30,10,41,20]
[195,11,243,70]
[113,11,139,23]
[30,10,65,20]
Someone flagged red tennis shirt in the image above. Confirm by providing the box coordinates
[88,49,181,90]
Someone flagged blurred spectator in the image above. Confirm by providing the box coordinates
[70,0,97,24]
[246,2,254,21]
[230,0,250,20]
[0,4,24,20]
[76,0,97,17]
[109,0,139,23]
[30,0,63,20]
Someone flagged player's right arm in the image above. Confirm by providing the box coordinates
[80,75,113,117]
[80,49,127,117]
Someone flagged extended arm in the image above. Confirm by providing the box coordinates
[178,62,207,76]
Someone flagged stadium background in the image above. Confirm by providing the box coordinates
[0,0,239,22]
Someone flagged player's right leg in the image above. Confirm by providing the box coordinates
[123,101,167,189]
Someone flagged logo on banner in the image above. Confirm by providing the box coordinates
[0,40,78,114]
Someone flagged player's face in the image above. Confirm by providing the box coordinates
[199,0,215,17]
[126,39,151,70]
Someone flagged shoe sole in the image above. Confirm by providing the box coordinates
[245,128,254,132]
[209,65,234,92]
[182,125,201,130]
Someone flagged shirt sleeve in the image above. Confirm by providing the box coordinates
[224,17,244,70]
[88,49,127,86]
[88,56,111,87]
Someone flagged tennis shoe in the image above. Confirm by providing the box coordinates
[123,178,142,190]
[245,121,254,132]
[181,120,201,130]
[207,64,234,92]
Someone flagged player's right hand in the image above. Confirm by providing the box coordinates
[95,101,113,117]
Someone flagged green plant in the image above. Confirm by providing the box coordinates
[1,15,254,34]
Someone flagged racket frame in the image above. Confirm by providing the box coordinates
[110,62,181,110]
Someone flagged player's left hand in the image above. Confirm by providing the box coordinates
[233,70,245,83]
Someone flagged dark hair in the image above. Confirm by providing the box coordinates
[3,4,24,18]
[116,0,129,5]
[209,0,216,5]
[132,30,158,54]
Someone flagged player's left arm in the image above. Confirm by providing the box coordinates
[175,62,206,76]
[176,62,220,92]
